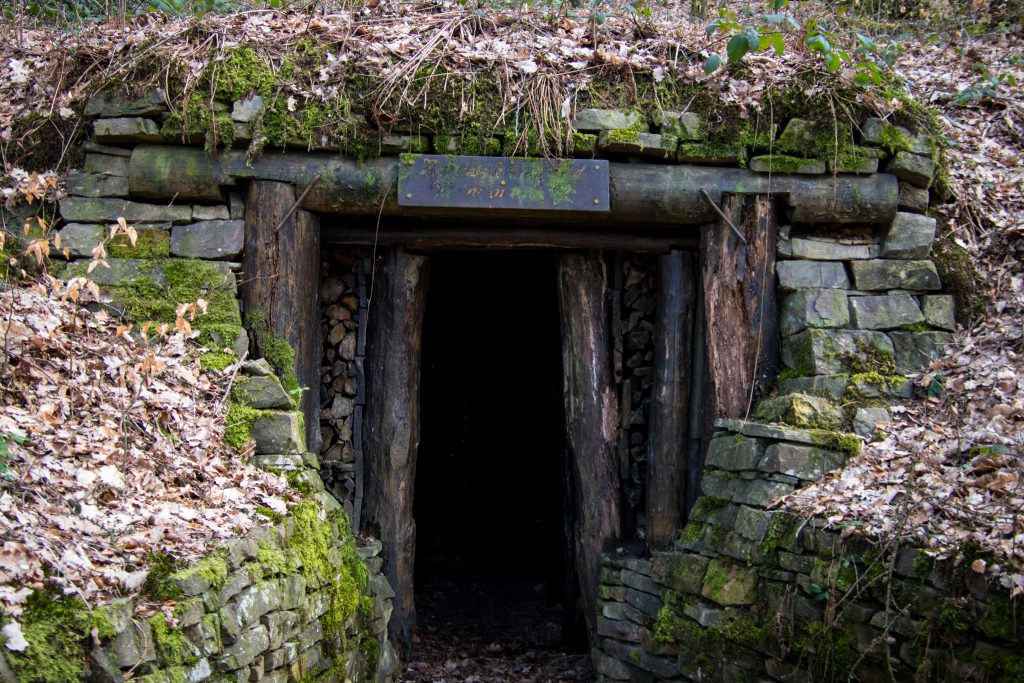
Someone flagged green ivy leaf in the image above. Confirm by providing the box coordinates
[746,28,761,51]
[727,34,750,63]
[769,32,785,55]
[703,54,723,73]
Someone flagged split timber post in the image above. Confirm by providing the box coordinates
[361,247,429,655]
[701,194,779,419]
[557,252,622,636]
[241,180,322,452]
[646,251,697,547]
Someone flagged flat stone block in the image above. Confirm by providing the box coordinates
[776,118,824,154]
[781,288,849,335]
[598,130,678,159]
[93,117,163,145]
[886,151,937,188]
[192,204,231,221]
[60,197,192,225]
[705,434,765,471]
[65,171,130,199]
[715,418,820,445]
[676,142,743,165]
[755,393,842,430]
[828,151,879,174]
[758,442,846,481]
[889,331,953,374]
[778,375,849,399]
[85,89,166,118]
[658,111,703,141]
[853,407,890,437]
[56,223,104,258]
[777,260,850,291]
[898,181,930,213]
[782,328,895,375]
[881,212,936,259]
[252,412,304,455]
[848,294,925,330]
[84,153,130,176]
[862,117,934,155]
[170,219,244,260]
[701,559,758,606]
[791,237,876,260]
[850,259,941,291]
[733,478,793,507]
[572,109,647,132]
[749,155,826,174]
[218,625,269,670]
[921,294,955,331]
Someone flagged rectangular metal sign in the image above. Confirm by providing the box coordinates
[397,155,610,212]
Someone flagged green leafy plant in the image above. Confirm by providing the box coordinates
[0,430,25,480]
[953,62,1019,104]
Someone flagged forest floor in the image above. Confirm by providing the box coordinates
[401,556,593,683]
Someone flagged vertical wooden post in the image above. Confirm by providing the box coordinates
[646,251,696,547]
[557,252,622,639]
[362,246,429,655]
[241,180,321,453]
[701,194,779,419]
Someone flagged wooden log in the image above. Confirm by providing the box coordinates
[240,180,321,452]
[701,194,779,419]
[321,226,694,252]
[129,145,899,226]
[361,247,429,655]
[557,252,622,639]
[646,251,696,548]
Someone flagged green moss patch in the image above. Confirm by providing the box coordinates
[3,589,110,683]
[245,311,299,400]
[106,228,170,259]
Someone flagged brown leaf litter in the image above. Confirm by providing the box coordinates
[0,278,296,616]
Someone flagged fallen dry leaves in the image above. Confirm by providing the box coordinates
[0,279,295,616]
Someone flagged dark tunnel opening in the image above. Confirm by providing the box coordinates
[410,250,588,670]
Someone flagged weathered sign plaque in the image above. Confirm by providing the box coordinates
[397,155,610,212]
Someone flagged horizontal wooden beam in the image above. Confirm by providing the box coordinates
[129,145,899,227]
[321,226,697,252]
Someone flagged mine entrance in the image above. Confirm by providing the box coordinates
[409,251,587,673]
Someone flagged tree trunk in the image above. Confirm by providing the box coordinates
[241,180,321,452]
[701,194,779,419]
[557,252,622,640]
[646,250,696,547]
[361,247,429,656]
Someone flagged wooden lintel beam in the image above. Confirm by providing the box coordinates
[129,145,899,226]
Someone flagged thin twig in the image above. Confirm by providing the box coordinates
[216,350,249,415]
[270,172,323,237]
[700,188,748,244]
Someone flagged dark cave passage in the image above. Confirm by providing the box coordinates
[407,251,591,681]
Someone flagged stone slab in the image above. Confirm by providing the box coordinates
[853,407,890,437]
[705,434,766,472]
[170,220,244,260]
[85,89,167,118]
[598,130,678,159]
[849,259,941,291]
[921,294,955,331]
[782,328,895,375]
[675,143,744,165]
[862,117,934,155]
[758,442,846,481]
[790,237,876,261]
[777,375,849,399]
[84,153,130,176]
[781,288,849,335]
[93,117,163,145]
[658,111,703,141]
[572,109,647,132]
[56,223,104,258]
[889,331,954,374]
[881,212,936,259]
[898,181,929,213]
[776,260,850,291]
[886,151,936,188]
[749,155,826,174]
[848,293,925,330]
[60,197,192,225]
[252,412,304,455]
[65,171,130,199]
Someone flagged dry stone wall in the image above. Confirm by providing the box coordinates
[45,84,988,682]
